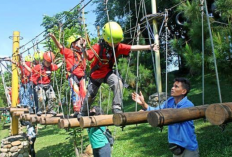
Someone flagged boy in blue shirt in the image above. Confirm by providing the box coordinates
[132,78,199,157]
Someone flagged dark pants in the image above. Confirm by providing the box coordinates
[30,137,36,157]
[33,87,38,113]
[93,143,111,157]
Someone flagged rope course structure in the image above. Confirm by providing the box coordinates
[1,0,232,156]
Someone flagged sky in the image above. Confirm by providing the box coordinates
[0,0,97,58]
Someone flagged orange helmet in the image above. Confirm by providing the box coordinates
[43,51,55,63]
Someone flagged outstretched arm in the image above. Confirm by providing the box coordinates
[22,62,32,72]
[49,33,63,50]
[131,91,149,110]
[130,44,159,52]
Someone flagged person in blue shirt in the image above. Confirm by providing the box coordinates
[132,77,199,157]
[87,106,111,157]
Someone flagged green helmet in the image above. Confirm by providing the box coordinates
[34,51,44,61]
[102,21,124,44]
[25,55,32,62]
[67,34,82,48]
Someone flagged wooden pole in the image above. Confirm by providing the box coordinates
[205,103,232,125]
[113,111,150,126]
[10,108,28,113]
[58,118,80,128]
[80,115,113,128]
[147,105,208,127]
[25,114,36,121]
[40,117,61,125]
[151,0,162,93]
[11,31,20,135]
[13,111,24,117]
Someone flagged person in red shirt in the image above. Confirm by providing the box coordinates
[31,51,63,116]
[5,55,34,113]
[18,55,34,113]
[80,21,159,116]
[49,33,86,117]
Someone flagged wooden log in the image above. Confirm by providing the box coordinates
[80,115,113,128]
[40,117,61,125]
[147,105,209,127]
[205,102,232,125]
[10,108,28,113]
[13,111,24,117]
[58,118,80,128]
[24,114,36,121]
[113,111,150,126]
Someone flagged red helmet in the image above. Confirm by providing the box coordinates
[43,51,55,63]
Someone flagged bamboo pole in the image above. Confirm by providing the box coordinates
[25,114,36,121]
[205,102,232,125]
[147,105,208,127]
[113,111,150,126]
[58,118,80,128]
[80,115,113,128]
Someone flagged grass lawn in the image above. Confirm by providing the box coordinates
[31,73,232,156]
[0,122,10,141]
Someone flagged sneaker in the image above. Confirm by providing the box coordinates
[112,108,123,114]
[77,111,88,120]
[73,112,79,118]
[29,108,34,114]
[37,111,43,116]
[49,110,57,116]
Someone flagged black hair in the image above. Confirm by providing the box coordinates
[91,106,104,115]
[174,77,191,96]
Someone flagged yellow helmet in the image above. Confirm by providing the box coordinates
[102,21,124,44]
[25,55,32,62]
[34,51,44,61]
[67,34,82,48]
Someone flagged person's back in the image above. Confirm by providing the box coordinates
[87,106,111,157]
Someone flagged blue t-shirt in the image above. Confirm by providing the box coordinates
[147,96,198,151]
[88,126,109,149]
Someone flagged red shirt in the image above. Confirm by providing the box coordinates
[31,63,58,85]
[86,43,131,79]
[19,61,32,84]
[60,47,86,78]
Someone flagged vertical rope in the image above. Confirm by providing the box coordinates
[135,24,140,112]
[104,0,124,111]
[142,0,161,108]
[200,0,205,105]
[204,0,222,103]
[165,9,169,107]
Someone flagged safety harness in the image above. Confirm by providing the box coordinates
[90,39,116,76]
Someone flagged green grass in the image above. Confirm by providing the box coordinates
[0,122,10,141]
[31,73,232,156]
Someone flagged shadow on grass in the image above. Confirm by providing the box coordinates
[36,141,76,157]
[111,119,232,157]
